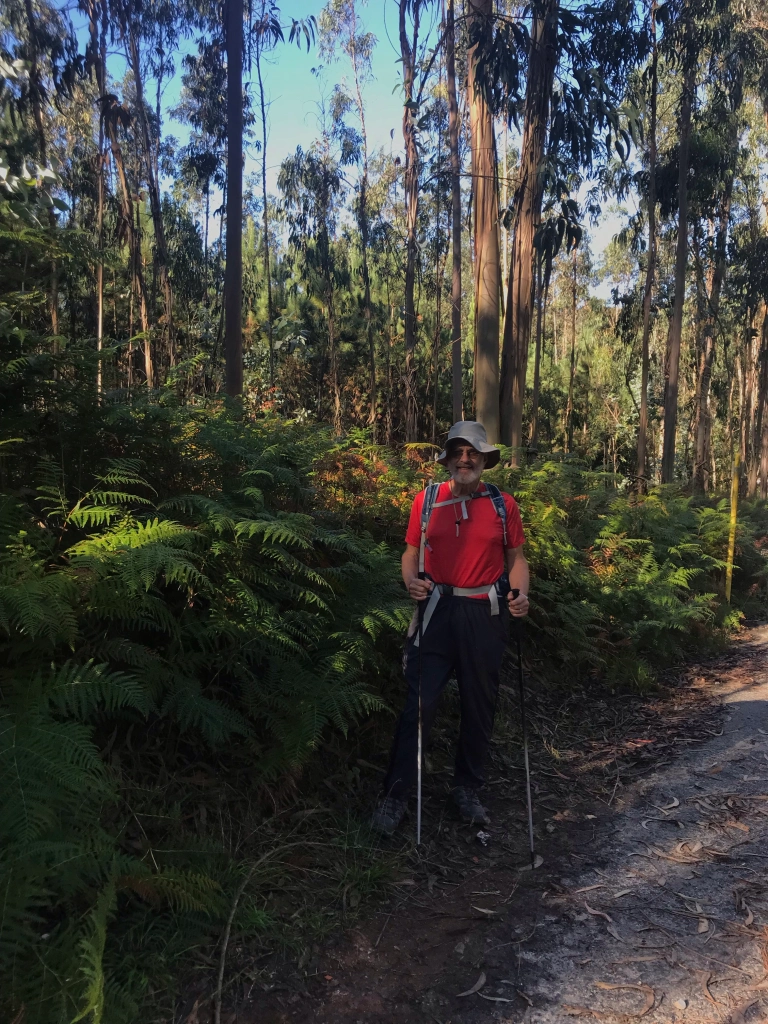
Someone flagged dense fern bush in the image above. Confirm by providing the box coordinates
[0,400,409,1023]
[1,346,766,1021]
[491,460,767,686]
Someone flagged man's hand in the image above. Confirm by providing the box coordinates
[406,576,433,601]
[508,590,529,617]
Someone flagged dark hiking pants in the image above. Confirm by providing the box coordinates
[383,593,508,800]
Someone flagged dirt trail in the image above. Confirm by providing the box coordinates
[258,625,768,1024]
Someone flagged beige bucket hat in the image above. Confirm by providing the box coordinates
[436,421,501,469]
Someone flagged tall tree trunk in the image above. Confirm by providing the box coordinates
[748,306,764,497]
[500,0,559,461]
[565,249,577,452]
[637,0,658,493]
[467,0,500,442]
[755,309,768,499]
[225,0,244,397]
[24,0,59,341]
[100,72,153,385]
[399,0,421,441]
[88,0,107,395]
[692,119,738,493]
[530,253,547,449]
[446,0,463,424]
[120,10,174,368]
[660,45,695,484]
[344,5,376,438]
[255,21,275,388]
[327,284,342,435]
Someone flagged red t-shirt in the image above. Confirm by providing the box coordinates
[405,482,524,591]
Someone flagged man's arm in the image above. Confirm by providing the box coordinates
[402,544,433,601]
[505,544,530,617]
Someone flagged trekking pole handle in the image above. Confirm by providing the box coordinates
[509,588,525,640]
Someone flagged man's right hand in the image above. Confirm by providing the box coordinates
[406,576,433,601]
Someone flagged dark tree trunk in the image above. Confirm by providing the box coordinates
[225,0,244,397]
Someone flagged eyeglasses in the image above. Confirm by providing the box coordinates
[447,446,482,461]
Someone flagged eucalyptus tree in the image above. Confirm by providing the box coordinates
[397,0,439,441]
[224,3,315,398]
[467,0,501,442]
[3,0,80,339]
[319,0,377,435]
[470,0,644,460]
[172,38,231,276]
[445,0,462,423]
[279,139,350,433]
[636,0,659,492]
[113,0,185,371]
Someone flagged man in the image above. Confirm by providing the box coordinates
[372,420,529,834]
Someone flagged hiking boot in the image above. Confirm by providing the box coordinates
[371,795,408,835]
[452,786,490,825]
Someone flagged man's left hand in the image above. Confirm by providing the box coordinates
[508,591,529,617]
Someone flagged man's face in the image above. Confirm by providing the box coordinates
[446,443,486,486]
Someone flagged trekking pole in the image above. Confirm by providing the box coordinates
[510,589,536,869]
[416,572,427,846]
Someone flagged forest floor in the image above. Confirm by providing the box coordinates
[242,623,768,1024]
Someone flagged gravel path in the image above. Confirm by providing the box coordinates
[483,622,768,1024]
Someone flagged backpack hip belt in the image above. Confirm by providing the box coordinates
[413,578,504,647]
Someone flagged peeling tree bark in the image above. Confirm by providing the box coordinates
[692,120,737,493]
[660,41,695,485]
[468,0,500,442]
[500,0,559,462]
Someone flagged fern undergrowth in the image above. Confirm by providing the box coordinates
[1,357,767,1022]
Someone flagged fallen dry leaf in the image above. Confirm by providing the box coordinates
[563,1004,608,1019]
[576,884,608,894]
[699,918,710,933]
[585,902,614,924]
[612,889,634,899]
[606,923,628,942]
[471,905,497,915]
[656,797,680,812]
[699,972,718,1006]
[595,981,655,1017]
[457,972,486,997]
[477,993,513,1003]
[744,903,755,927]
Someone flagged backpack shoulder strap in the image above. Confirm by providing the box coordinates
[484,483,508,547]
[418,482,440,575]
